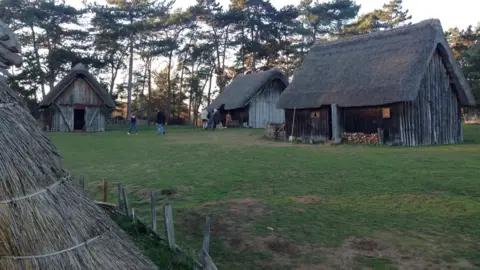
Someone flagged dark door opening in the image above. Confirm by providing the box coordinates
[74,109,85,131]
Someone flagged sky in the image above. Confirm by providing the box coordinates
[74,0,480,30]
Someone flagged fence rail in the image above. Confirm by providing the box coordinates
[77,175,217,270]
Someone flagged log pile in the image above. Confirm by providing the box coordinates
[343,132,379,144]
[264,122,286,139]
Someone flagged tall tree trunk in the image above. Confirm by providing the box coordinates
[207,67,213,106]
[147,59,152,126]
[166,52,173,124]
[127,32,134,119]
[30,26,46,98]
[178,61,185,121]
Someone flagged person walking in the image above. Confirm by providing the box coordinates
[212,109,220,130]
[201,109,208,129]
[156,109,166,135]
[225,111,232,128]
[206,109,214,130]
[127,112,138,135]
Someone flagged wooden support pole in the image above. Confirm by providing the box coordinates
[103,178,108,203]
[122,186,130,217]
[151,191,157,232]
[164,203,175,249]
[79,175,85,190]
[117,183,123,210]
[202,216,211,254]
[331,104,341,144]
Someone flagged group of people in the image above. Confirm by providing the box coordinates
[127,109,166,135]
[201,108,219,130]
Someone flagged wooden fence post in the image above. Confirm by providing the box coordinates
[202,249,218,270]
[122,186,131,217]
[202,216,211,254]
[79,175,85,190]
[151,191,157,232]
[103,178,108,203]
[117,183,123,210]
[164,203,175,249]
[132,208,135,220]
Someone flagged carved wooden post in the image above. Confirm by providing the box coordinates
[331,104,341,144]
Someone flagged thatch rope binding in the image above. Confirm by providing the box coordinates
[2,228,111,260]
[0,178,66,204]
[0,102,15,108]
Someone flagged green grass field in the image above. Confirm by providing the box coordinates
[49,125,480,269]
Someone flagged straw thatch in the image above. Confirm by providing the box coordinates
[208,67,288,110]
[0,21,157,270]
[276,19,476,109]
[40,63,116,108]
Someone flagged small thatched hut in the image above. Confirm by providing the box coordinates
[276,19,476,146]
[207,67,288,128]
[40,64,115,132]
[0,21,157,269]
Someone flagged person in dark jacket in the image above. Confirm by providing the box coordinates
[127,112,138,135]
[212,109,220,130]
[156,109,166,135]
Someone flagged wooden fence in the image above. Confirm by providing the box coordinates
[77,175,217,270]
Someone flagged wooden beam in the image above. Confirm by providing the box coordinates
[87,107,100,127]
[164,203,176,249]
[151,191,157,232]
[331,104,341,144]
[55,103,71,132]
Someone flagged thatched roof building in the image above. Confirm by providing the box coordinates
[40,64,115,132]
[0,21,157,269]
[208,68,288,128]
[277,19,475,146]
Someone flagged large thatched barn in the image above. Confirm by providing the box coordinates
[40,63,115,132]
[0,20,156,269]
[276,19,476,146]
[207,67,288,128]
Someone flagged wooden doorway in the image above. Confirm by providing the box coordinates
[74,109,85,130]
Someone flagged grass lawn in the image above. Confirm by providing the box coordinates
[49,124,480,269]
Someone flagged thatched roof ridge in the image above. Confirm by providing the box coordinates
[276,19,476,109]
[207,67,288,110]
[0,79,157,269]
[40,64,116,108]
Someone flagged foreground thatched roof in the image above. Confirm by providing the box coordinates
[40,63,116,108]
[277,19,476,109]
[0,79,158,269]
[0,20,156,268]
[208,67,288,110]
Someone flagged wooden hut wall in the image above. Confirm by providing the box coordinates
[50,77,108,132]
[285,107,330,141]
[51,105,74,132]
[248,80,285,128]
[392,52,462,146]
[85,107,106,132]
[55,77,104,105]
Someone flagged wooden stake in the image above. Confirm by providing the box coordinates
[151,191,157,232]
[164,203,175,249]
[79,175,85,190]
[122,186,130,217]
[103,178,108,203]
[202,216,211,254]
[117,183,123,210]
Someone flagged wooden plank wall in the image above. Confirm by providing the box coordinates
[248,80,285,128]
[55,77,104,105]
[52,105,73,132]
[285,107,330,142]
[394,52,462,146]
[85,107,106,132]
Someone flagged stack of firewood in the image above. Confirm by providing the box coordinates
[343,132,379,144]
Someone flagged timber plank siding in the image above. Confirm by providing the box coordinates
[392,52,462,146]
[55,78,104,105]
[248,80,285,128]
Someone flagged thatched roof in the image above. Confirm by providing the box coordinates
[276,19,476,109]
[0,21,156,268]
[40,64,116,108]
[0,79,157,269]
[207,67,288,110]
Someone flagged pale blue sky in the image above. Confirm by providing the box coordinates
[74,0,479,30]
